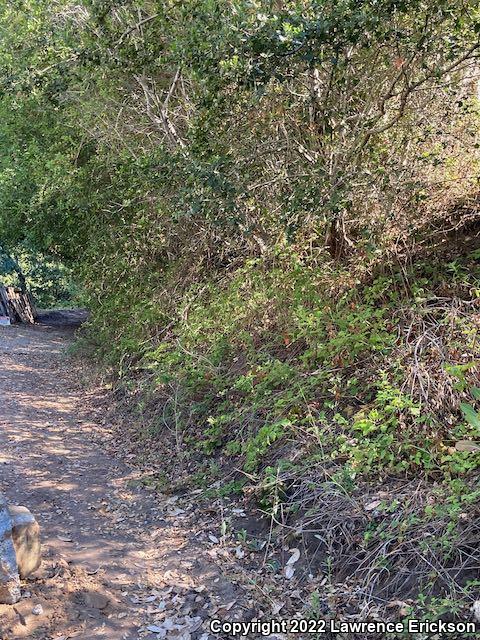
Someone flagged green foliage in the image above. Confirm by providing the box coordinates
[460,402,480,430]
[0,246,19,274]
[444,362,476,392]
[0,244,78,308]
[295,296,396,367]
[338,375,435,474]
[244,419,291,472]
[203,478,247,499]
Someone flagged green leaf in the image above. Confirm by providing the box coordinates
[471,387,480,401]
[460,403,480,429]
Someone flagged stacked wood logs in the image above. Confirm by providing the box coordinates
[0,285,37,324]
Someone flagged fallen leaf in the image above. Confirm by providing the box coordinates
[455,440,480,452]
[143,595,157,603]
[286,548,300,565]
[146,625,166,635]
[285,565,295,579]
[387,600,408,609]
[163,618,175,630]
[365,499,381,512]
[271,601,284,615]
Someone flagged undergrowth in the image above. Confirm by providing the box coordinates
[94,242,480,621]
[126,248,480,478]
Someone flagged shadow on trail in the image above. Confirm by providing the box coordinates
[36,308,89,330]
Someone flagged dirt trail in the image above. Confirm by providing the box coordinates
[0,317,242,640]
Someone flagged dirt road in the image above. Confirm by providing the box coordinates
[0,318,241,639]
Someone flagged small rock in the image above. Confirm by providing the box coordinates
[8,505,41,579]
[0,495,21,604]
[32,604,43,615]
